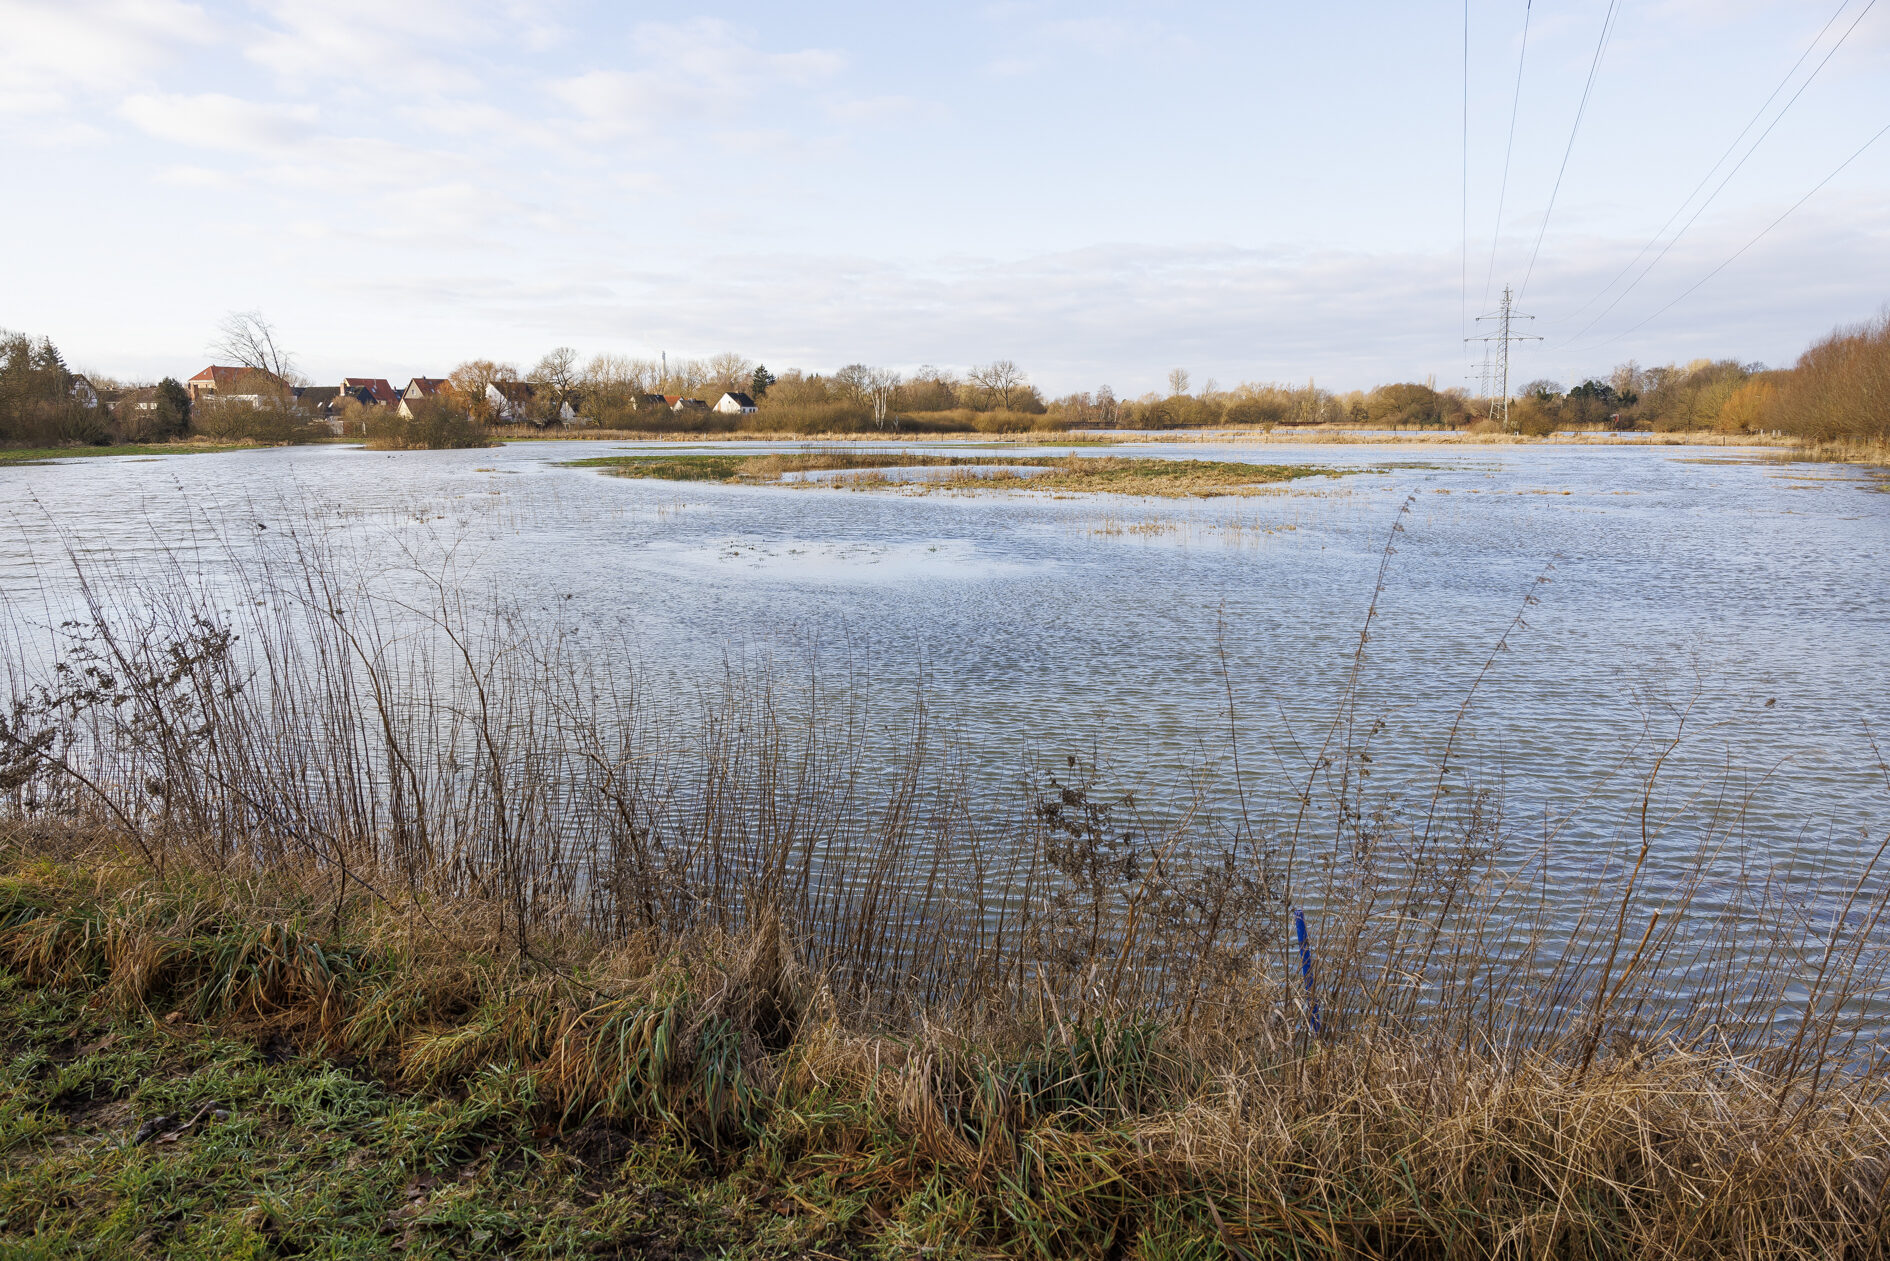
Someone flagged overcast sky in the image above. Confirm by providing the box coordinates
[4,0,1888,394]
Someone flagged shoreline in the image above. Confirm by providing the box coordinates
[4,428,1884,469]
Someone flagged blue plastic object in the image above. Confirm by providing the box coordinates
[1293,907,1321,1035]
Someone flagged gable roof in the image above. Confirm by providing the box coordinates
[339,377,398,405]
[404,377,449,398]
[719,392,756,408]
[294,386,342,413]
[189,365,284,390]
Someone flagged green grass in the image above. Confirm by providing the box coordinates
[0,443,262,466]
[0,977,871,1259]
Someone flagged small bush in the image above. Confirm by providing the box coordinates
[361,399,491,450]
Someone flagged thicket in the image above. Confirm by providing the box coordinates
[359,394,491,450]
[1770,311,1890,444]
[1,523,1888,1254]
[187,375,331,445]
[0,331,112,447]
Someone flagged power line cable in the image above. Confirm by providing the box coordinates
[1482,0,1534,306]
[1462,0,1472,355]
[1583,117,1890,350]
[1517,0,1625,302]
[1558,0,1857,329]
[1565,0,1876,345]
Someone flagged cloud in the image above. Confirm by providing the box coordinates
[119,92,320,153]
[549,18,846,140]
[241,0,522,95]
[0,0,213,114]
[316,194,1890,394]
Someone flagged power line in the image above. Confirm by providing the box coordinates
[1557,0,1858,331]
[1584,117,1890,350]
[1517,0,1625,302]
[1482,0,1534,306]
[1462,0,1471,351]
[1564,0,1874,345]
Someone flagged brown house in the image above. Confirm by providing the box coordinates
[187,365,286,402]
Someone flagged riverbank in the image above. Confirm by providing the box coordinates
[8,428,1879,468]
[0,440,262,465]
[4,829,1885,1260]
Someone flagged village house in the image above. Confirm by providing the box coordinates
[485,380,585,425]
[293,385,341,416]
[669,395,710,413]
[338,378,399,407]
[109,386,158,415]
[486,380,536,422]
[187,365,286,403]
[293,386,343,432]
[713,391,757,415]
[403,378,450,399]
[68,376,99,409]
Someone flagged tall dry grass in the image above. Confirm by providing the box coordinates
[1,508,1888,1253]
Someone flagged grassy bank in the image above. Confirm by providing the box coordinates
[3,831,1887,1260]
[568,451,1340,496]
[1774,437,1890,469]
[0,441,262,465]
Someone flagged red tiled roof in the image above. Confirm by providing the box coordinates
[189,365,249,387]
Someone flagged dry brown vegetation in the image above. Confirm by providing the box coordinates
[5,818,1890,1258]
[1770,312,1890,450]
[572,451,1337,497]
[359,396,493,451]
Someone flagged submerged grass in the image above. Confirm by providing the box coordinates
[567,451,1338,497]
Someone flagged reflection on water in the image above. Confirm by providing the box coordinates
[2,437,1885,890]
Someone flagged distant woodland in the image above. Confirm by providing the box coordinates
[5,309,1886,447]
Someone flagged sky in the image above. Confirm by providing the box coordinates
[3,0,1889,395]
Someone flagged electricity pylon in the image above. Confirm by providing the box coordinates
[1467,285,1541,431]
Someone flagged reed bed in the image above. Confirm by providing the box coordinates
[1,516,1888,1256]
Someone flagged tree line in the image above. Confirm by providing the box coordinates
[7,306,1886,448]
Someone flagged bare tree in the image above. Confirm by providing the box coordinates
[449,360,519,423]
[705,351,754,393]
[968,360,1026,410]
[210,310,298,383]
[865,367,902,429]
[530,347,583,413]
[833,363,872,404]
[1168,368,1191,397]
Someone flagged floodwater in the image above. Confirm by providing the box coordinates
[3,437,1886,880]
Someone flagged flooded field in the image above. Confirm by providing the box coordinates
[3,437,1885,882]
